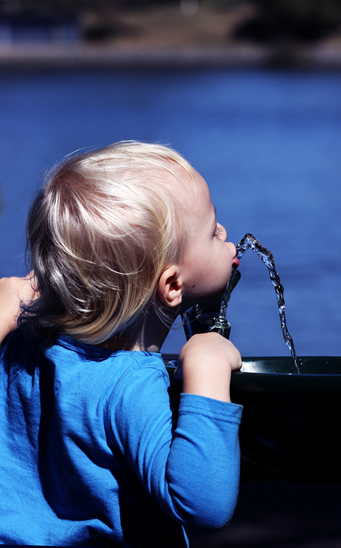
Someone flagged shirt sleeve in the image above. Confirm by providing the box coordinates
[108,360,243,529]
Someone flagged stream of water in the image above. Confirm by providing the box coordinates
[227,233,299,372]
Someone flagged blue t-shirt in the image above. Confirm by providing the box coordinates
[0,328,242,546]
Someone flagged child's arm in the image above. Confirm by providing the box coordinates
[0,274,37,344]
[111,343,243,530]
[175,332,242,402]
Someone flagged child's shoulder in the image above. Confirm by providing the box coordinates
[1,330,172,412]
[55,336,164,368]
[48,336,169,387]
[49,339,174,421]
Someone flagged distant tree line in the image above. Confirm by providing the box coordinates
[1,0,340,42]
[0,0,175,13]
[235,0,341,42]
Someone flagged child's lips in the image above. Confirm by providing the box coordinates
[232,257,240,268]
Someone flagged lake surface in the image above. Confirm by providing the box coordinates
[0,68,340,357]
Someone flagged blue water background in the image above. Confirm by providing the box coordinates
[0,68,340,357]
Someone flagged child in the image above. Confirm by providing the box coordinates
[0,141,242,547]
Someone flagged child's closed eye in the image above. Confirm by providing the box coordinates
[214,224,225,237]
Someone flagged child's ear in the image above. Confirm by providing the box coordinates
[158,266,183,308]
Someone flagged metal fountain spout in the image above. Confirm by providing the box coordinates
[209,268,241,337]
[182,268,241,340]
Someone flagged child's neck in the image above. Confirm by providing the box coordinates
[101,306,174,353]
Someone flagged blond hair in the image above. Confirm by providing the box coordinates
[24,141,194,344]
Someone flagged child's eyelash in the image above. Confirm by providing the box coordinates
[214,225,224,236]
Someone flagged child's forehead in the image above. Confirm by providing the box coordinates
[169,167,212,215]
[157,162,196,194]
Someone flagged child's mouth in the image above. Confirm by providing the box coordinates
[232,257,240,268]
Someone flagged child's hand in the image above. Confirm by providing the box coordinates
[175,332,242,403]
[0,273,37,343]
